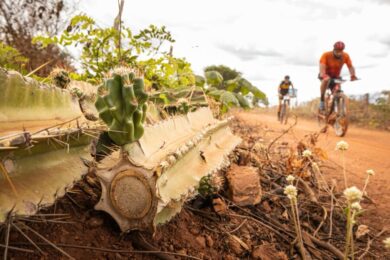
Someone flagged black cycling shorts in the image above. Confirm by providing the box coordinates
[279,89,289,97]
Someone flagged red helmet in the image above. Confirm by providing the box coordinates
[333,41,345,51]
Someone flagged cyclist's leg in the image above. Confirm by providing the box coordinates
[277,94,283,118]
[319,78,329,111]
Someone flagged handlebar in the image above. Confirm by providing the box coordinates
[333,79,347,84]
[332,78,361,84]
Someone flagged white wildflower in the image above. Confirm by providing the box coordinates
[302,150,312,158]
[366,169,375,176]
[343,186,363,203]
[383,237,390,249]
[284,185,298,199]
[286,175,295,183]
[336,140,349,151]
[351,202,362,211]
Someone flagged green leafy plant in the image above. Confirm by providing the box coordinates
[139,55,195,90]
[33,14,175,82]
[0,42,29,72]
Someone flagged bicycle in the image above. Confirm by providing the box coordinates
[317,78,349,137]
[279,88,297,124]
[279,94,290,124]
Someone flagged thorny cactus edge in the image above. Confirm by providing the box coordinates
[95,73,148,145]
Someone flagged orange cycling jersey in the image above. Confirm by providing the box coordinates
[319,51,353,78]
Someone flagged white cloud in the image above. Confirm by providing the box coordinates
[76,0,390,105]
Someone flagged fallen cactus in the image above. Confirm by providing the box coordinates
[93,73,241,231]
[0,68,242,232]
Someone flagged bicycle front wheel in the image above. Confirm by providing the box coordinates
[280,103,286,124]
[333,95,349,137]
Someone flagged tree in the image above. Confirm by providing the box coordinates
[196,65,268,112]
[0,0,74,75]
[204,65,241,81]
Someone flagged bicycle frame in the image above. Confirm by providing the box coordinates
[323,78,349,136]
[279,94,291,124]
[325,79,346,117]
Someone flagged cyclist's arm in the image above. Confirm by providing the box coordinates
[319,53,329,79]
[348,66,356,77]
[319,63,327,78]
[345,54,357,79]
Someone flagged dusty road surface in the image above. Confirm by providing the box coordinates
[234,109,390,232]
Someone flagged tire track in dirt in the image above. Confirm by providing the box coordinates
[234,110,390,232]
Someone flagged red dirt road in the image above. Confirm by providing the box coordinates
[234,110,390,232]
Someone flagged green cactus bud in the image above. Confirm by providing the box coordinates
[95,73,149,146]
[198,175,217,197]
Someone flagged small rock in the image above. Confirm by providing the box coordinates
[226,165,262,206]
[356,225,370,240]
[212,197,227,215]
[206,235,214,247]
[281,210,289,220]
[87,216,104,228]
[196,236,206,248]
[261,201,272,213]
[169,244,174,251]
[177,249,187,255]
[190,227,200,235]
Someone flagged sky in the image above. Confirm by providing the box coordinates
[76,0,390,105]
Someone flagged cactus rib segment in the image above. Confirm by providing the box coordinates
[124,107,217,169]
[154,125,239,225]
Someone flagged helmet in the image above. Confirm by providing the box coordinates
[333,41,345,51]
[284,75,290,79]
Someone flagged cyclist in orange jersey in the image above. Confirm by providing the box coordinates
[318,41,358,112]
